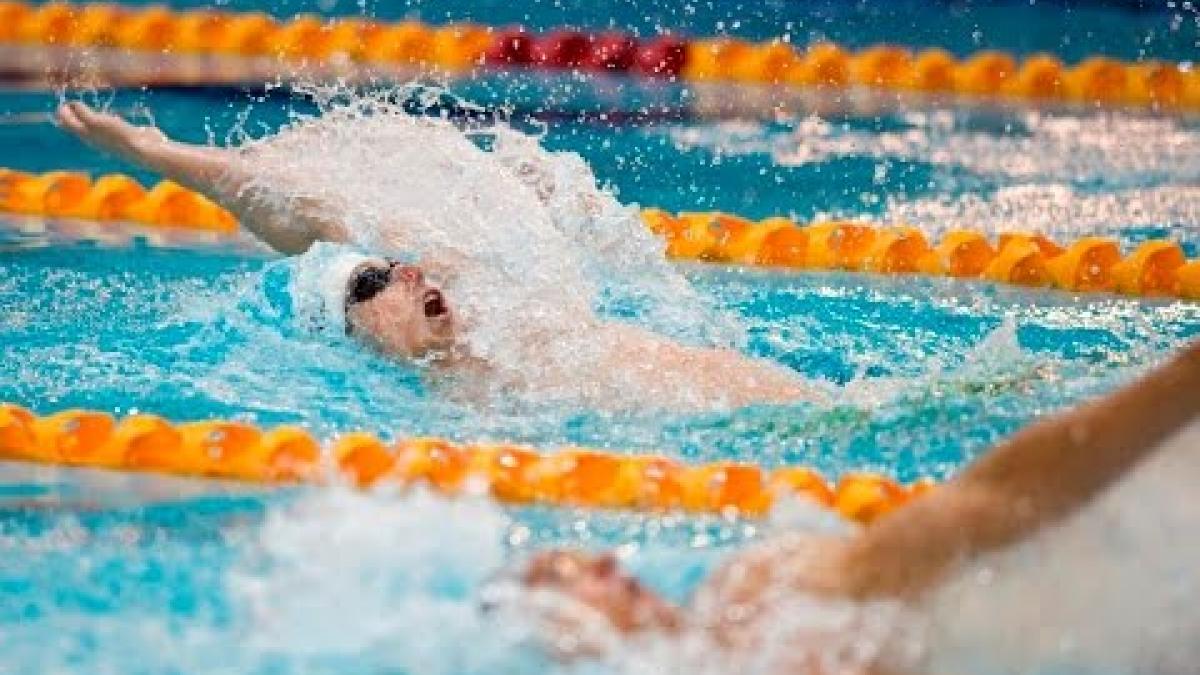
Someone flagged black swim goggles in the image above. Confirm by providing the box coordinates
[345,258,401,309]
[344,259,450,334]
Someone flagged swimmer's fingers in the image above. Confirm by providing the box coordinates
[54,101,168,160]
[69,101,133,135]
[68,102,127,139]
[523,549,586,585]
[523,549,620,587]
[55,102,85,136]
[56,101,112,146]
[65,101,100,130]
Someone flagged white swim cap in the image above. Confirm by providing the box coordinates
[292,244,386,333]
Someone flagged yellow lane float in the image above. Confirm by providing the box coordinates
[850,45,913,89]
[911,49,958,93]
[1066,56,1130,105]
[733,40,804,84]
[2,170,91,215]
[0,170,236,232]
[432,23,492,71]
[1,169,1197,301]
[1111,240,1186,296]
[68,2,126,46]
[642,210,1199,301]
[683,38,755,81]
[955,51,1016,96]
[919,229,996,278]
[113,5,177,52]
[0,403,929,523]
[362,21,436,65]
[173,10,231,54]
[983,237,1050,287]
[861,227,930,274]
[221,12,280,56]
[805,220,879,270]
[1044,237,1121,292]
[69,174,147,220]
[800,42,852,87]
[1011,54,1067,99]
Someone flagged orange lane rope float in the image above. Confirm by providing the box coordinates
[0,169,236,232]
[1,168,1198,300]
[641,209,1200,300]
[0,403,926,523]
[0,1,1196,111]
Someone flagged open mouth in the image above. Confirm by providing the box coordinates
[423,288,448,318]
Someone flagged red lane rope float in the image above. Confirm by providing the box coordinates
[1,168,1197,300]
[0,1,1196,111]
[0,403,925,523]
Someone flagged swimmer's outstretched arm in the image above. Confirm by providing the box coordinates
[840,338,1200,598]
[55,101,346,254]
[520,340,1200,653]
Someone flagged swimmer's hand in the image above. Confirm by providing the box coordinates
[57,101,348,254]
[56,102,169,163]
[519,550,682,638]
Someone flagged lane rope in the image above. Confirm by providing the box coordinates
[2,167,1197,300]
[642,209,1200,300]
[0,1,1196,111]
[0,403,931,522]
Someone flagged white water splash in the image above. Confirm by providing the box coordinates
[227,487,543,674]
[839,315,1029,410]
[233,85,743,410]
[665,111,1200,186]
[885,183,1200,240]
[596,531,920,675]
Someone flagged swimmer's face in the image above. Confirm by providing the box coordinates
[344,262,456,358]
[522,550,680,633]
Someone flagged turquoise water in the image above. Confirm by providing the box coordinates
[2,1,1200,670]
[2,226,1196,670]
[5,225,1196,474]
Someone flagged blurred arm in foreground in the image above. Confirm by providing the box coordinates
[517,339,1200,672]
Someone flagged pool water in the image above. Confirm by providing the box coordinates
[3,0,1200,671]
[3,229,1198,473]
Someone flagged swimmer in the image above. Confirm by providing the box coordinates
[515,339,1200,673]
[55,101,824,411]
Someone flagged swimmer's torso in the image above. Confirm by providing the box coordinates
[255,109,817,412]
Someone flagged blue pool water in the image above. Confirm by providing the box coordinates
[3,228,1198,476]
[2,0,1200,671]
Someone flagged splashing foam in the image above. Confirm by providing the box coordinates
[839,315,1031,411]
[234,85,741,410]
[227,489,882,675]
[228,487,544,674]
[885,183,1200,240]
[590,526,919,675]
[921,418,1200,674]
[667,111,1200,186]
[610,404,1200,675]
[666,111,1200,239]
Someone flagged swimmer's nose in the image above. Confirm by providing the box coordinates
[392,264,424,285]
